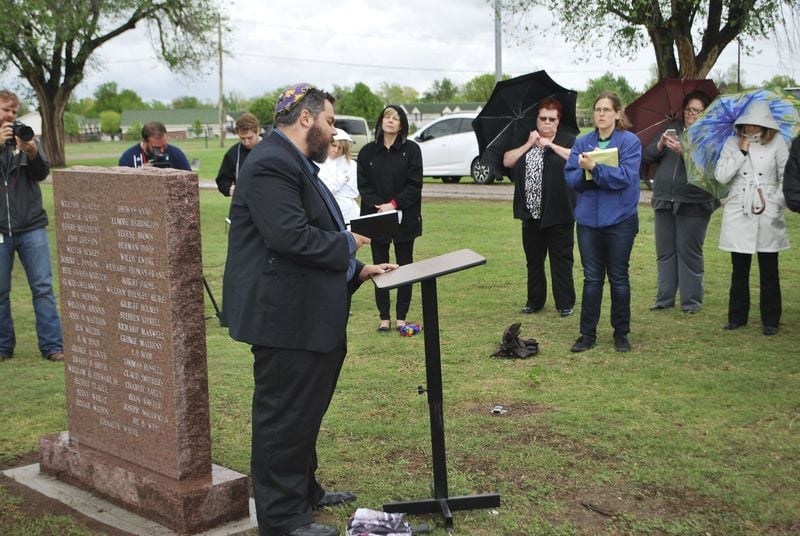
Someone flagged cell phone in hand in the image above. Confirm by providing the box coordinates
[664,128,678,140]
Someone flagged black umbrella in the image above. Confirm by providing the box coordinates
[471,70,579,176]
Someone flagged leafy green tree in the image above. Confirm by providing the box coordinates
[578,72,640,109]
[191,118,204,137]
[99,110,121,140]
[500,0,798,80]
[423,78,459,102]
[0,1,223,166]
[67,96,96,117]
[172,96,212,109]
[377,83,420,105]
[93,82,146,113]
[762,75,798,93]
[250,89,283,126]
[224,91,250,112]
[63,112,80,137]
[126,122,143,141]
[335,83,385,121]
[711,63,749,93]
[461,73,509,102]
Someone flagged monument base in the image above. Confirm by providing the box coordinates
[40,432,250,535]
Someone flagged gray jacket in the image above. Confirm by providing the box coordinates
[642,121,715,206]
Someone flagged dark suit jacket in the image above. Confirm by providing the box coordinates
[510,130,576,228]
[221,131,364,353]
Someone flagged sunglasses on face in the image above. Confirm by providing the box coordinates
[538,116,558,122]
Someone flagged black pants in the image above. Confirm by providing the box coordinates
[521,220,575,311]
[251,343,346,536]
[729,252,781,328]
[370,239,415,320]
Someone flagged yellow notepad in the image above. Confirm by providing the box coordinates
[583,147,619,180]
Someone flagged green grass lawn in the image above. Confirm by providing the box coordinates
[1,185,799,535]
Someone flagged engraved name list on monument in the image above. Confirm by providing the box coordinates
[52,168,206,479]
[41,168,249,534]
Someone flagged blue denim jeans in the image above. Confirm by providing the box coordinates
[0,227,63,357]
[576,214,638,340]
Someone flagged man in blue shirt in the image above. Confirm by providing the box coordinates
[118,121,192,170]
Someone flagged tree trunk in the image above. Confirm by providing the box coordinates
[648,28,680,79]
[36,88,69,168]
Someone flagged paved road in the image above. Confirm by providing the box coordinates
[198,178,653,204]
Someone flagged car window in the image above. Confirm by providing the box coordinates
[335,119,367,136]
[457,118,474,134]
[423,118,460,140]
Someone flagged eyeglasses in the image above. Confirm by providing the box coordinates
[684,107,704,115]
[538,116,558,122]
[593,107,614,114]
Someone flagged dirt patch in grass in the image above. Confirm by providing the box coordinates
[554,483,726,534]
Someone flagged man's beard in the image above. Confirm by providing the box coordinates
[307,123,331,163]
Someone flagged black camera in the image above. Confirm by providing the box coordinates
[147,146,171,168]
[5,121,34,147]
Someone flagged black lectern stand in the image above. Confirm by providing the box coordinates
[372,249,501,529]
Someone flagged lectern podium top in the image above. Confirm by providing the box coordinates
[371,249,486,290]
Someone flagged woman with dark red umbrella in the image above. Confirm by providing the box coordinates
[643,90,715,314]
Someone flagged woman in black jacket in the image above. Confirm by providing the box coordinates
[503,97,576,317]
[357,105,423,332]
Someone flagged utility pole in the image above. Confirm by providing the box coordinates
[736,38,742,92]
[494,0,502,83]
[218,13,225,147]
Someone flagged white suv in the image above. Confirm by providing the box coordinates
[409,112,497,184]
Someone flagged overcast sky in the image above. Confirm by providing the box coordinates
[13,0,798,106]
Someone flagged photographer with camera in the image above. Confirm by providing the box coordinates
[118,121,192,171]
[0,89,64,363]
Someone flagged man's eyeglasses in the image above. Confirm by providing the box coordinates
[684,107,704,115]
[594,107,614,114]
[538,116,558,122]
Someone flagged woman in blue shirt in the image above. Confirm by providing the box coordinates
[564,91,641,353]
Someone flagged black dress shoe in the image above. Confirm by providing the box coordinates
[649,304,672,311]
[315,490,356,508]
[614,335,632,353]
[763,326,779,336]
[723,322,746,331]
[284,522,339,536]
[520,306,542,314]
[570,336,596,353]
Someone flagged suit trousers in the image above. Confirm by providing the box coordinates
[370,239,415,320]
[728,252,781,328]
[251,343,346,536]
[653,209,711,312]
[521,219,576,311]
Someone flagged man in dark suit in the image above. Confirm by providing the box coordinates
[222,84,395,536]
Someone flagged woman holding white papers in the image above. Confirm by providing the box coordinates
[564,91,642,353]
[643,91,714,314]
[503,97,576,318]
[357,105,423,332]
[318,128,360,224]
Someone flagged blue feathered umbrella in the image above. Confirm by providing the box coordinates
[682,89,800,198]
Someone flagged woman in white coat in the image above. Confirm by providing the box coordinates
[714,100,790,335]
[318,128,360,224]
